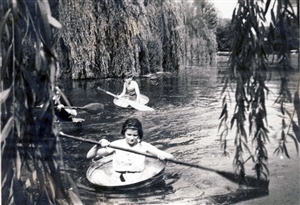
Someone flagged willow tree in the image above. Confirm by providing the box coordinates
[1,0,82,204]
[219,0,299,185]
[184,0,218,65]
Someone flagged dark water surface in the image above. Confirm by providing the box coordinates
[59,60,299,204]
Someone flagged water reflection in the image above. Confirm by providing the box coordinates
[59,61,298,204]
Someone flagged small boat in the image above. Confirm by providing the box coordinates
[113,94,149,108]
[86,155,166,191]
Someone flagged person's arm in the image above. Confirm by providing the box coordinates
[86,139,114,159]
[118,82,127,98]
[132,81,141,102]
[143,142,174,160]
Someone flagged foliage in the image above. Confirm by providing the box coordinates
[54,0,218,79]
[218,0,299,184]
[216,18,233,51]
[216,6,299,53]
[184,0,218,65]
[1,0,82,204]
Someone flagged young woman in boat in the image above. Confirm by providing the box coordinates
[53,86,78,122]
[118,72,141,103]
[86,118,173,184]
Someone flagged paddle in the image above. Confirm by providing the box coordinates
[54,87,104,114]
[66,103,104,114]
[97,87,154,112]
[59,132,269,189]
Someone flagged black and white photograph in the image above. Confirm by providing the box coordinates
[1,0,299,204]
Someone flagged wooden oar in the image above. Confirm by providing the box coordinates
[36,103,104,114]
[59,132,269,188]
[97,87,154,111]
[66,103,104,114]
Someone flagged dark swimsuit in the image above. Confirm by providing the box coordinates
[126,87,136,101]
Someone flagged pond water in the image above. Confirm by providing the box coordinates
[59,57,299,205]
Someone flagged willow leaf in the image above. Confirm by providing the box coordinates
[37,0,52,45]
[15,148,22,179]
[46,173,56,200]
[1,42,13,77]
[230,114,236,129]
[291,121,300,143]
[261,171,268,180]
[62,173,78,194]
[0,8,11,34]
[0,87,11,104]
[273,147,279,155]
[1,117,14,142]
[280,102,285,115]
[281,129,285,140]
[242,141,251,154]
[262,163,270,175]
[264,0,271,15]
[283,142,290,158]
[220,129,228,141]
[287,133,299,153]
[219,103,227,119]
[218,117,225,131]
[68,190,84,205]
[222,95,227,106]
[271,9,276,24]
[47,15,62,28]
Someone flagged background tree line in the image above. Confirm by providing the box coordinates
[216,12,299,53]
[54,0,218,79]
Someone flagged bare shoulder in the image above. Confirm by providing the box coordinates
[110,139,125,146]
[131,80,139,86]
[140,141,156,150]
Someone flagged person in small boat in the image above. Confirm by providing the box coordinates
[53,86,78,122]
[118,72,141,103]
[86,118,173,183]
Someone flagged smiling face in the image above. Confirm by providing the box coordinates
[124,128,140,146]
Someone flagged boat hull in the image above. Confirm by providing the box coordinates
[86,155,166,191]
[113,94,149,108]
[57,118,84,133]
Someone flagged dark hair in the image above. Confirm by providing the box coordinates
[122,71,133,79]
[121,118,143,140]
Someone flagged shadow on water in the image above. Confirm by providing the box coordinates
[211,188,269,204]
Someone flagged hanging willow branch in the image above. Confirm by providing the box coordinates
[218,0,299,183]
[1,0,82,204]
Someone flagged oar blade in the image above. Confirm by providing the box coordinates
[81,103,104,114]
[127,100,154,111]
[97,87,154,111]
